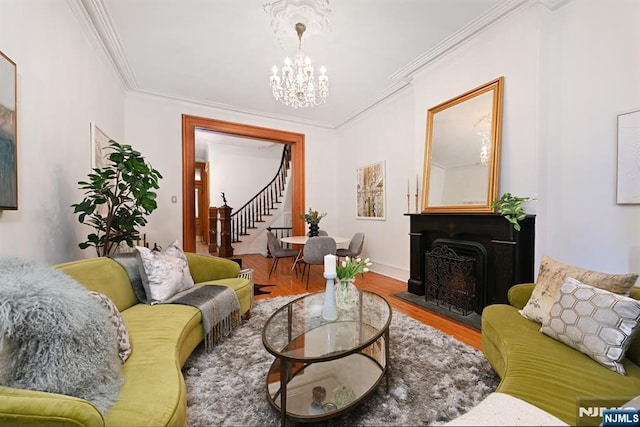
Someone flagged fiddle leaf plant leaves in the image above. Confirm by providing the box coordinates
[490,192,530,231]
[72,140,162,256]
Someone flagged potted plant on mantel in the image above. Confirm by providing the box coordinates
[72,140,163,256]
[300,208,326,237]
[490,192,530,231]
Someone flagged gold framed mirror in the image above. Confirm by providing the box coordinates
[421,77,504,213]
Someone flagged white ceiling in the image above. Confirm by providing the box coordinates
[78,0,527,129]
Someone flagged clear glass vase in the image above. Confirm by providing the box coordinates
[335,278,358,310]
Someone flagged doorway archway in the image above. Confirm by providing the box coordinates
[181,114,305,253]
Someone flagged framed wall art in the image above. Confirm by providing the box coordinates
[616,109,640,204]
[90,121,110,171]
[356,161,386,220]
[90,122,111,217]
[0,50,17,210]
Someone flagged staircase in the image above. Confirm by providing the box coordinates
[230,144,291,245]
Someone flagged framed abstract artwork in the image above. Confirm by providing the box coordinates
[90,121,110,171]
[356,161,386,220]
[89,122,111,217]
[616,109,640,204]
[0,50,17,210]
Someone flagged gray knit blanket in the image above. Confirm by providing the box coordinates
[164,285,241,352]
[109,253,241,352]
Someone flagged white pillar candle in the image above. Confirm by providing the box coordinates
[324,254,336,275]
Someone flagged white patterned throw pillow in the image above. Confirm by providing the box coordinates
[520,256,638,324]
[89,291,131,363]
[135,240,195,303]
[540,277,640,375]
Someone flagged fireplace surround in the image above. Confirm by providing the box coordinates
[405,213,535,323]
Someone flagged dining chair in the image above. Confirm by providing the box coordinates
[336,232,365,261]
[301,236,336,289]
[266,231,299,278]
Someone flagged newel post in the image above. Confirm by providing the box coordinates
[218,204,234,258]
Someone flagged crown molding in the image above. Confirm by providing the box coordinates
[70,0,565,130]
[389,0,530,80]
[76,0,335,128]
[77,0,137,89]
[334,78,414,128]
[128,89,335,130]
[66,0,126,90]
[538,0,573,11]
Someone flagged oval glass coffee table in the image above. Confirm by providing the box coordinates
[262,290,392,425]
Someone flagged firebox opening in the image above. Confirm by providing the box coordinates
[428,238,487,316]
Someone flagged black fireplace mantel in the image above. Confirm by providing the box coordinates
[406,213,535,310]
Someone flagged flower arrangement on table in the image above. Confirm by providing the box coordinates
[337,256,372,283]
[300,208,327,225]
[334,256,372,310]
[300,208,327,237]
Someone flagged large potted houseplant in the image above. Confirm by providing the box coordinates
[72,140,163,256]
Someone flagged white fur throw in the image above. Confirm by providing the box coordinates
[0,257,123,415]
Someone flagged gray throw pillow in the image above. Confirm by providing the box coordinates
[540,277,640,375]
[109,252,148,303]
[135,240,195,303]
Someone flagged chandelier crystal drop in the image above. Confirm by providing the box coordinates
[270,22,329,108]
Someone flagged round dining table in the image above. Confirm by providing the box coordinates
[280,235,351,271]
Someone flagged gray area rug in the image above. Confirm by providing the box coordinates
[182,295,499,426]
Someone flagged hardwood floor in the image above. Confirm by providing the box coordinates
[230,252,482,349]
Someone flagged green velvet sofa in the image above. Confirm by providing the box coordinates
[481,283,640,425]
[0,253,252,426]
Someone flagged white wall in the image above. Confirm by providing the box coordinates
[124,92,337,249]
[544,0,640,274]
[335,88,415,280]
[206,142,283,210]
[0,0,125,263]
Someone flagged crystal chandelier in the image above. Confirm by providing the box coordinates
[270,22,329,108]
